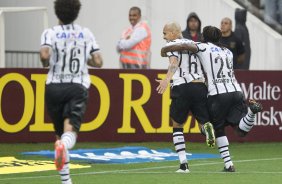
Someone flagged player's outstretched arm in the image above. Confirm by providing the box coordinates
[161,43,198,57]
[156,56,179,94]
[88,52,103,68]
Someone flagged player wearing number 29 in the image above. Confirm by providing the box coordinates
[39,0,102,183]
[161,26,262,172]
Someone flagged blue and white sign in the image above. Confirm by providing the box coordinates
[23,146,219,164]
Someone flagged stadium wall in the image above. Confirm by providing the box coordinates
[0,69,281,143]
[1,0,282,70]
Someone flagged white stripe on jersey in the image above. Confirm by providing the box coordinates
[165,39,205,86]
[40,24,100,88]
[196,42,241,96]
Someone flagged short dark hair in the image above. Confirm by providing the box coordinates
[54,0,81,24]
[202,26,222,43]
[129,6,141,15]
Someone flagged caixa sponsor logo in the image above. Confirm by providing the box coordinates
[56,32,84,39]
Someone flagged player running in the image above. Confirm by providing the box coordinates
[40,0,102,183]
[156,22,215,173]
[161,25,262,172]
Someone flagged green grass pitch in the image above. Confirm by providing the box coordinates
[0,142,282,184]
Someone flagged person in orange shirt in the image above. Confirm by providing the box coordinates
[117,7,151,69]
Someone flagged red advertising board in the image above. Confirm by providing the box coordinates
[0,69,281,142]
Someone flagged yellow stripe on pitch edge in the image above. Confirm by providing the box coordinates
[0,157,90,174]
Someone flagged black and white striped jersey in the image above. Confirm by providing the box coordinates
[165,39,205,86]
[196,42,241,96]
[40,24,100,88]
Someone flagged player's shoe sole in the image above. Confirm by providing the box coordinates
[176,163,190,173]
[55,140,66,171]
[203,122,215,148]
[223,165,235,172]
[176,168,190,173]
[249,99,263,114]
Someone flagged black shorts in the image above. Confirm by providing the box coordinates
[45,83,89,136]
[170,83,210,125]
[207,91,248,130]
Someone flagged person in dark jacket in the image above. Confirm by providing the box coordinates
[219,17,245,69]
[182,12,202,42]
[235,8,251,70]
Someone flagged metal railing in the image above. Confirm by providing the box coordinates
[234,0,282,35]
[5,50,41,68]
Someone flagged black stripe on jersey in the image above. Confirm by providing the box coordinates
[223,82,229,93]
[178,51,182,66]
[81,41,87,84]
[71,23,75,30]
[61,25,65,30]
[190,73,196,80]
[41,43,52,47]
[52,42,59,82]
[196,43,206,52]
[90,46,100,54]
[210,53,219,94]
[179,68,182,77]
[44,31,48,45]
[61,42,67,72]
[231,78,238,91]
[55,42,59,63]
[194,43,200,53]
[183,77,188,83]
[168,51,178,58]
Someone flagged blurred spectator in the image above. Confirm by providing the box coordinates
[182,12,202,42]
[264,0,282,25]
[235,8,251,70]
[116,6,151,69]
[219,17,245,69]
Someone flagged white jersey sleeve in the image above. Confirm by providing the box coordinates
[40,29,53,47]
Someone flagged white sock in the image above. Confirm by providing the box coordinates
[216,136,233,168]
[239,111,255,132]
[173,128,187,164]
[59,149,72,184]
[61,131,77,150]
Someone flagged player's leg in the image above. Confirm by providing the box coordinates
[226,92,263,137]
[57,84,89,184]
[56,119,77,184]
[237,99,263,136]
[172,120,189,173]
[207,93,235,172]
[190,83,215,148]
[215,128,235,172]
[170,84,190,173]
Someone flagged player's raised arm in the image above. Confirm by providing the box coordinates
[161,42,198,57]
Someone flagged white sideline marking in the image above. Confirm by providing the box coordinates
[0,157,282,181]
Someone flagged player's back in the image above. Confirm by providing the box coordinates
[196,42,241,95]
[166,39,205,86]
[41,24,97,88]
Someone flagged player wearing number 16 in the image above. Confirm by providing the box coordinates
[161,26,262,172]
[39,0,102,183]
